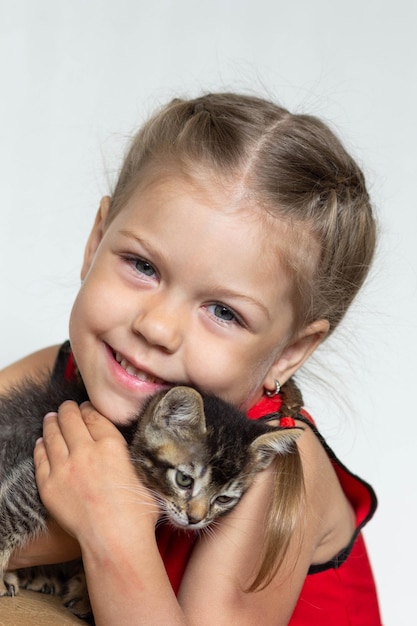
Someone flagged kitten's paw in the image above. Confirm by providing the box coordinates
[18,566,63,595]
[0,572,20,597]
[62,569,92,621]
[26,578,61,595]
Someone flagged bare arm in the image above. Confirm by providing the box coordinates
[0,345,60,393]
[34,401,187,625]
[33,401,352,625]
[8,519,81,569]
[178,421,355,625]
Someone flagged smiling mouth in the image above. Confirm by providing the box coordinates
[114,351,165,384]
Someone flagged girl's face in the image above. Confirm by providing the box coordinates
[70,173,326,423]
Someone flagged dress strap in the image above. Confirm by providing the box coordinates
[51,340,77,382]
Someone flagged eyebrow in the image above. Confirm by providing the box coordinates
[119,229,161,258]
[118,229,270,320]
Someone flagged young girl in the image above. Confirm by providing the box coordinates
[1,93,381,625]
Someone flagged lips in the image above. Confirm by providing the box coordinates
[114,351,166,385]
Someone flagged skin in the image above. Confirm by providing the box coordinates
[2,172,355,625]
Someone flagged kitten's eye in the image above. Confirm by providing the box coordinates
[215,495,234,504]
[175,470,194,489]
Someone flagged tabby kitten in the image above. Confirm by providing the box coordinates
[0,377,301,619]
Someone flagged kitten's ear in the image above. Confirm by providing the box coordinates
[250,428,303,470]
[152,387,207,433]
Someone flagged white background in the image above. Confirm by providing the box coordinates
[1,1,416,623]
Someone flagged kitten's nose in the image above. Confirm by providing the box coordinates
[187,514,203,526]
[187,501,207,525]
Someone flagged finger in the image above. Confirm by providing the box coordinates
[41,411,71,461]
[33,436,51,484]
[53,400,93,450]
[78,402,126,443]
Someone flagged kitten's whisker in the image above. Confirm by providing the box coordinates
[155,517,167,529]
[199,524,217,542]
[110,484,163,514]
[115,483,160,499]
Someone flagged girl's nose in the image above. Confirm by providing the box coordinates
[132,295,183,354]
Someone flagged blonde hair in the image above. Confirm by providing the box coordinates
[107,93,376,590]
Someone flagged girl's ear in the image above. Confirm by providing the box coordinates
[80,196,111,280]
[264,320,329,390]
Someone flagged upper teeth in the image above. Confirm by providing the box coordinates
[115,351,159,383]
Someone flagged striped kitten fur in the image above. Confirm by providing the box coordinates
[0,377,301,620]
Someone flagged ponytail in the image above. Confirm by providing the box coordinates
[247,378,306,592]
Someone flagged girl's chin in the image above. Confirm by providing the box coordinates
[89,393,145,425]
[86,378,152,424]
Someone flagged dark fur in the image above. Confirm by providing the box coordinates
[0,377,301,620]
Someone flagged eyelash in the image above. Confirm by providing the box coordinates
[122,255,158,279]
[206,304,243,326]
[121,255,244,327]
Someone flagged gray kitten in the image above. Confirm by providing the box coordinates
[0,376,301,620]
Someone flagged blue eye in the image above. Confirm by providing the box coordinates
[211,304,237,322]
[133,258,156,277]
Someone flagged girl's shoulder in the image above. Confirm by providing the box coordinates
[294,416,357,566]
[0,345,61,393]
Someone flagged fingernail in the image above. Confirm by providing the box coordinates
[44,412,57,420]
[35,437,43,445]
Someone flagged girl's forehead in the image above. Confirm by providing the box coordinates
[121,168,283,235]
[132,166,254,211]
[109,172,296,309]
[119,170,286,260]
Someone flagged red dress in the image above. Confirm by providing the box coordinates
[55,342,382,625]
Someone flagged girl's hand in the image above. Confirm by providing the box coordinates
[34,401,184,626]
[34,401,160,542]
